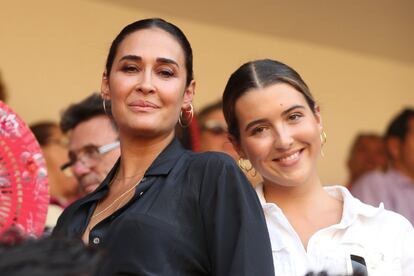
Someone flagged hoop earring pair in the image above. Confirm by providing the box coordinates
[238,158,257,177]
[178,104,194,128]
[320,130,327,157]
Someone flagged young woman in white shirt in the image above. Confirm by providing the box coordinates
[222,59,414,275]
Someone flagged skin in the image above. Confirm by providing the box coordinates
[388,118,414,182]
[200,108,262,186]
[199,109,238,160]
[41,126,78,203]
[231,83,342,248]
[102,28,194,142]
[347,136,387,185]
[68,115,120,195]
[82,27,194,243]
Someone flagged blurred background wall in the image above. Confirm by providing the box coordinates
[1,0,413,185]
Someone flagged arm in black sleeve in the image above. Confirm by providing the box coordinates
[197,153,275,276]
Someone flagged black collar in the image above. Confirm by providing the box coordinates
[83,138,186,202]
[145,138,186,176]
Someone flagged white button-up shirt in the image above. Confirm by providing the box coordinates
[256,184,414,275]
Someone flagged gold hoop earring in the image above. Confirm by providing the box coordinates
[238,158,252,171]
[238,158,257,177]
[178,104,193,128]
[320,130,327,157]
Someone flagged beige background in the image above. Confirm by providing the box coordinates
[1,0,413,185]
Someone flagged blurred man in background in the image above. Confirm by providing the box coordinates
[198,100,238,159]
[60,93,120,195]
[346,133,388,188]
[197,100,262,186]
[352,108,414,224]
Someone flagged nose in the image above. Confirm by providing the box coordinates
[273,126,294,150]
[72,159,92,178]
[137,70,155,94]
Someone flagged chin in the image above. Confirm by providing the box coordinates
[123,122,158,134]
[264,171,311,187]
[82,184,99,194]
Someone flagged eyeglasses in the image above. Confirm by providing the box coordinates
[201,120,228,135]
[60,141,120,171]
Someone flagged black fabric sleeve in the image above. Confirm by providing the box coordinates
[197,153,275,276]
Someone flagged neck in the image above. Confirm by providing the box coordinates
[117,131,175,181]
[263,175,325,211]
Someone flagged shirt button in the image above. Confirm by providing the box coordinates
[139,191,144,196]
[92,237,100,245]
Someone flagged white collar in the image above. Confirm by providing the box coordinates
[256,184,383,228]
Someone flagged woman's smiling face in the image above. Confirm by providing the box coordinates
[101,27,194,138]
[233,83,322,187]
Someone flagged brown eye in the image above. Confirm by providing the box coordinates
[122,65,139,73]
[288,113,303,121]
[158,69,174,78]
[251,126,268,135]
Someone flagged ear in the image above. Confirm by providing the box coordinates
[228,134,247,159]
[314,105,323,131]
[386,137,401,162]
[182,80,195,109]
[101,71,111,101]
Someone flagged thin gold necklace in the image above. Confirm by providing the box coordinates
[91,176,143,219]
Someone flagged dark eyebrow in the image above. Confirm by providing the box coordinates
[245,119,268,132]
[281,105,305,116]
[119,55,141,62]
[118,55,179,68]
[156,57,179,67]
[244,105,306,132]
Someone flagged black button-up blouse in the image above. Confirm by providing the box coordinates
[53,138,274,276]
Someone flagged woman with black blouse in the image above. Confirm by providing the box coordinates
[53,18,274,276]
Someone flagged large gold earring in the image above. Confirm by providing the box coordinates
[238,158,257,177]
[320,130,327,157]
[178,104,194,128]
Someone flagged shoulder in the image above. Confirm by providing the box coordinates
[184,151,253,194]
[184,151,243,185]
[353,194,413,233]
[357,206,414,257]
[370,208,413,231]
[327,185,413,231]
[186,151,239,170]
